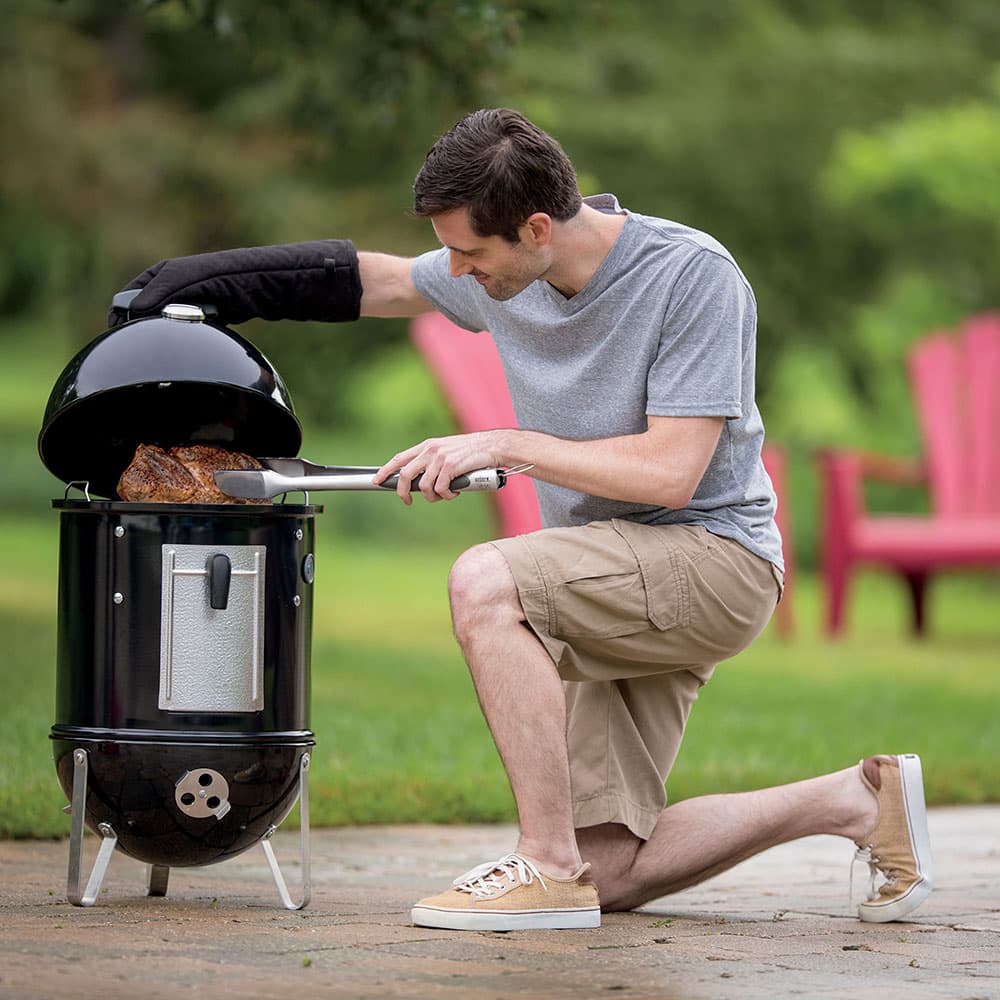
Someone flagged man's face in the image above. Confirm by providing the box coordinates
[431,209,549,301]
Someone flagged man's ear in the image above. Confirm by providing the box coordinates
[520,213,553,247]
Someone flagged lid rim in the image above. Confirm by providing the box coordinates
[51,498,324,514]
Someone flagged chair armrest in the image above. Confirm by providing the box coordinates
[815,448,926,538]
[815,449,865,533]
[854,452,925,487]
[815,448,925,490]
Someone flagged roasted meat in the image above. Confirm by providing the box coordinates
[117,444,267,504]
[170,445,264,504]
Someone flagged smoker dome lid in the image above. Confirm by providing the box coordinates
[38,307,302,499]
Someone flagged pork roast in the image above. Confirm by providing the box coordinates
[117,444,268,504]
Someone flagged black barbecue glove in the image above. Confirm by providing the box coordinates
[108,239,363,328]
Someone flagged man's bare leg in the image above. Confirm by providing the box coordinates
[448,543,584,875]
[448,543,880,902]
[578,767,879,910]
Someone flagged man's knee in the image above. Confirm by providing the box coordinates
[448,543,521,639]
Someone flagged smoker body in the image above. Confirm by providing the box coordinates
[39,305,320,907]
[50,499,318,869]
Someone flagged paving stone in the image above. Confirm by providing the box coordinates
[0,807,997,999]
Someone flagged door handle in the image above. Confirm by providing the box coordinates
[207,553,232,610]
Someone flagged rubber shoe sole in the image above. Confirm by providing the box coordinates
[411,904,601,931]
[858,753,934,923]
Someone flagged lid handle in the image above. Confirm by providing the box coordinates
[109,288,142,319]
[107,288,220,324]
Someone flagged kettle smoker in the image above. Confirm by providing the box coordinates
[38,295,517,909]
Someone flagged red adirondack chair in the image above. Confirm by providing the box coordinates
[411,311,795,636]
[817,312,1000,636]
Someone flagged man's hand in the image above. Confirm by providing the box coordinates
[108,240,362,328]
[376,416,724,511]
[374,431,503,505]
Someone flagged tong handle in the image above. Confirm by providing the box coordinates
[296,468,501,492]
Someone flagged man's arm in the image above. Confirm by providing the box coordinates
[374,415,725,509]
[359,252,434,318]
[109,242,433,327]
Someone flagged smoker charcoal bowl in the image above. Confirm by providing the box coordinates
[53,740,307,867]
[56,741,312,910]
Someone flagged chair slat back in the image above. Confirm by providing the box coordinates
[908,332,972,517]
[908,316,1000,518]
[961,314,1000,515]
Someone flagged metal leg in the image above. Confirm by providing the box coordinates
[146,864,170,897]
[259,752,311,910]
[66,749,118,907]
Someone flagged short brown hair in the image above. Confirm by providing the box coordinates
[413,108,583,242]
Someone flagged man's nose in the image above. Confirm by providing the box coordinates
[449,251,473,278]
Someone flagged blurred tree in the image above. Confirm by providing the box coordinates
[1,0,530,421]
[3,0,999,449]
[824,72,1000,323]
[494,1,1000,403]
[807,73,1000,456]
[484,1,999,561]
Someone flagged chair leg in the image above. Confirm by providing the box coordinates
[902,571,929,637]
[825,551,850,637]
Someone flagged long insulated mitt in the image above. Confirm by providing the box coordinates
[109,239,362,327]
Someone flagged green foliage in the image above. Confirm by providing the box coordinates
[495,1,1000,389]
[763,78,1000,557]
[822,80,1000,358]
[826,73,1000,225]
[2,0,529,416]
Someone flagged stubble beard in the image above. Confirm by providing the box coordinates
[479,250,546,301]
[482,277,526,301]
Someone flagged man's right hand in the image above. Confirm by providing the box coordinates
[108,240,363,328]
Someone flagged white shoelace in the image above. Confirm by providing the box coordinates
[851,846,896,905]
[452,853,548,899]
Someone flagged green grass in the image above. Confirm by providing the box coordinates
[3,318,999,837]
[1,512,998,839]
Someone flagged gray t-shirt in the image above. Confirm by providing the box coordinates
[410,193,783,569]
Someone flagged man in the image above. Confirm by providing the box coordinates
[115,108,933,932]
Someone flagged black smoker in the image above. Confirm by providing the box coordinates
[38,303,320,909]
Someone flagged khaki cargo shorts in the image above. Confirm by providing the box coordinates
[491,519,783,841]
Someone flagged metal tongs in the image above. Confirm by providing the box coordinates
[214,457,535,501]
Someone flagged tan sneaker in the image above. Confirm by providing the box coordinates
[853,754,933,922]
[411,853,601,931]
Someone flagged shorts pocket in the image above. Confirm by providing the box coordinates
[547,520,688,639]
[551,571,653,639]
[611,519,688,632]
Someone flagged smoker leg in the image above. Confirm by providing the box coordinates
[66,748,118,907]
[146,864,170,897]
[259,751,311,910]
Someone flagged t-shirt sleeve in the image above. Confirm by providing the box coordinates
[411,248,488,333]
[645,249,752,419]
